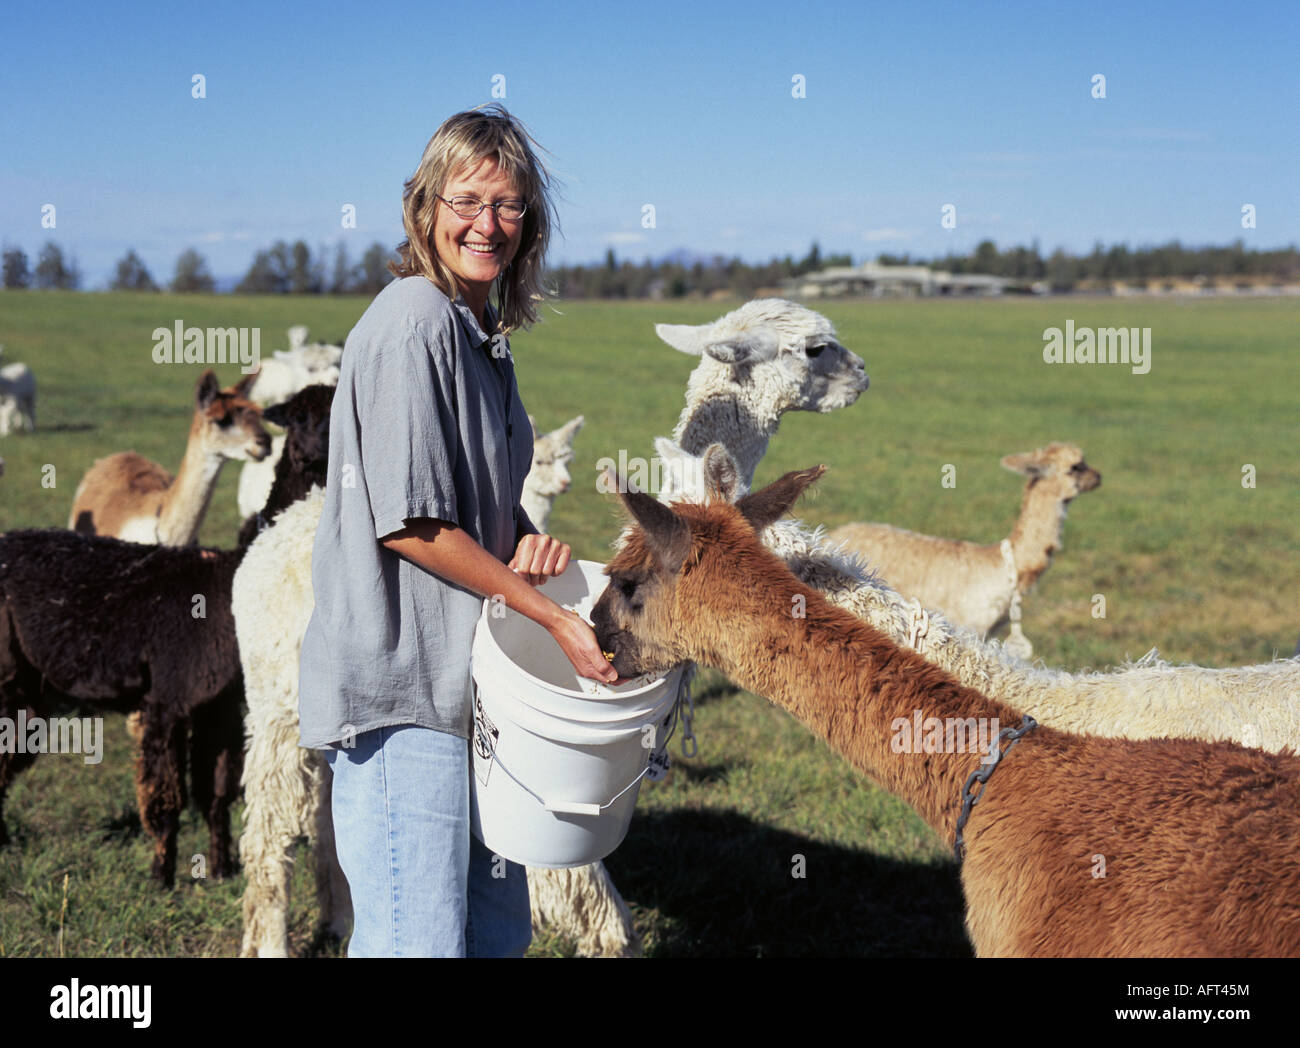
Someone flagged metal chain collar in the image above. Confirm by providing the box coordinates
[953,714,1038,861]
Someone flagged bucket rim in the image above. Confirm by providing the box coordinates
[475,559,684,702]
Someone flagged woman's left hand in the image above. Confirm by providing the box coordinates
[510,533,572,586]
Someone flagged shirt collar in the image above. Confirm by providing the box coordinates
[450,293,499,351]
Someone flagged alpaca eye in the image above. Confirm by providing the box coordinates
[619,579,636,599]
[807,344,827,358]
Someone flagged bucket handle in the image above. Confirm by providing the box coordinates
[478,730,654,816]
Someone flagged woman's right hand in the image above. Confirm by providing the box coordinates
[548,609,619,684]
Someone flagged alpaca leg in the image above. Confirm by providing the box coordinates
[134,707,186,887]
[311,754,352,942]
[239,708,304,957]
[0,699,40,847]
[189,688,244,879]
[526,862,641,958]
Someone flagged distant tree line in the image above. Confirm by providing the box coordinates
[0,240,396,294]
[549,239,1300,298]
[4,237,1297,296]
[884,239,1300,290]
[548,243,853,299]
[234,240,395,295]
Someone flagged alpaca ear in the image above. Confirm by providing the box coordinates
[231,369,259,399]
[737,465,826,532]
[703,328,780,366]
[262,401,289,429]
[620,488,692,573]
[1001,452,1049,478]
[653,436,684,465]
[654,322,709,356]
[196,370,220,408]
[559,415,584,443]
[701,443,741,503]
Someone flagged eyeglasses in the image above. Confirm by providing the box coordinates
[437,195,528,222]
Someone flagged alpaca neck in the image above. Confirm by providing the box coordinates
[775,519,1063,727]
[690,547,1027,840]
[519,487,553,535]
[1006,482,1068,590]
[155,426,226,546]
[673,395,775,489]
[672,358,786,489]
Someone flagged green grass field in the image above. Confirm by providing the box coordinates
[1,291,1297,956]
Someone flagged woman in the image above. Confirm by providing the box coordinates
[298,104,616,957]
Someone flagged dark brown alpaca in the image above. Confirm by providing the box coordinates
[591,455,1300,957]
[0,535,244,886]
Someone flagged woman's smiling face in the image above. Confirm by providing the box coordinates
[433,155,525,319]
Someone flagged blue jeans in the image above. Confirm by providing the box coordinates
[324,724,532,957]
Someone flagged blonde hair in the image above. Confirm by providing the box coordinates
[389,104,556,333]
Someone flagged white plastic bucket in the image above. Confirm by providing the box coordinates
[469,559,684,869]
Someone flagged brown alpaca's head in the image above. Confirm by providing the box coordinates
[196,370,273,462]
[591,445,825,678]
[1001,441,1101,501]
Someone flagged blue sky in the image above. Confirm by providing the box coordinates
[1,0,1296,287]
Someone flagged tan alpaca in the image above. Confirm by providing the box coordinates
[592,464,1300,958]
[70,370,270,546]
[829,442,1100,654]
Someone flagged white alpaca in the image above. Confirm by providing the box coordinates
[527,299,860,951]
[237,435,289,522]
[656,439,1300,753]
[519,415,583,533]
[236,414,643,957]
[246,328,343,409]
[235,489,352,956]
[655,298,869,496]
[828,443,1102,658]
[0,347,37,436]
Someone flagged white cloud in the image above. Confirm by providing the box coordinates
[196,230,254,244]
[861,228,914,242]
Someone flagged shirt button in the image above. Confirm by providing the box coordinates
[507,423,512,437]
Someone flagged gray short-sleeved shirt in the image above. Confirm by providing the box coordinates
[298,276,535,748]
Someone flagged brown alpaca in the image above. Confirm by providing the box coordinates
[828,443,1100,654]
[69,370,270,545]
[591,460,1300,958]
